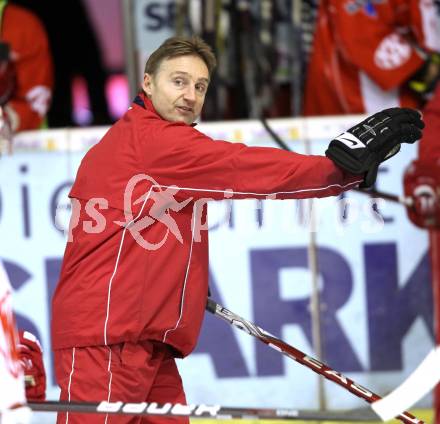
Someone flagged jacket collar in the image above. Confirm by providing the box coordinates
[133,91,155,113]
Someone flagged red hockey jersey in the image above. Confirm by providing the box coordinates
[304,0,440,116]
[3,4,53,131]
[411,85,440,424]
[51,93,362,356]
[419,85,440,160]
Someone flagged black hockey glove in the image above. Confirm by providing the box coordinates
[325,108,424,188]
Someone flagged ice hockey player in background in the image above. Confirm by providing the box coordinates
[304,0,440,116]
[0,262,31,424]
[0,1,53,155]
[0,260,46,423]
[403,83,440,423]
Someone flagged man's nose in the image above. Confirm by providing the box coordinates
[183,85,196,102]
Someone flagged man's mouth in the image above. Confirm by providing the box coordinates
[176,106,193,113]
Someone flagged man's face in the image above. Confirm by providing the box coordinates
[142,55,210,125]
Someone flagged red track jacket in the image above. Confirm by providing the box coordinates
[51,93,361,357]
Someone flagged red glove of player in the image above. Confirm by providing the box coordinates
[403,158,440,228]
[17,330,46,401]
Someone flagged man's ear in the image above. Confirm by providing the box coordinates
[142,73,153,97]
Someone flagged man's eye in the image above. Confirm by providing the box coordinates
[196,84,207,93]
[174,79,185,86]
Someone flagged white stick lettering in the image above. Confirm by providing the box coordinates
[122,402,147,413]
[96,401,123,413]
[351,383,373,397]
[303,356,324,369]
[325,370,348,384]
[171,404,196,415]
[194,404,221,416]
[146,403,172,414]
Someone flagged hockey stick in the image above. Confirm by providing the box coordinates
[360,189,413,207]
[205,298,424,424]
[260,116,413,207]
[26,400,379,421]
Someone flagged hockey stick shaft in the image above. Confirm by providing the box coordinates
[26,400,378,421]
[206,299,423,424]
[355,188,413,207]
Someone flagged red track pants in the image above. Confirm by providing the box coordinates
[54,340,189,424]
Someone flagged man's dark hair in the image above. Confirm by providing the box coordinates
[144,36,217,77]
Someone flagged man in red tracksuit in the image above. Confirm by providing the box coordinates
[304,0,440,116]
[51,36,424,423]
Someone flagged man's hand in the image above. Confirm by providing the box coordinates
[404,158,440,229]
[325,108,424,187]
[17,331,46,401]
